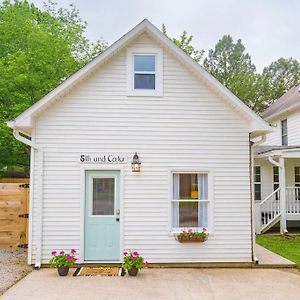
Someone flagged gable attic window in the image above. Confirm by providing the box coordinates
[134,55,155,89]
[127,48,163,96]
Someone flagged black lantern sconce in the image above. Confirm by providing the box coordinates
[131,152,141,172]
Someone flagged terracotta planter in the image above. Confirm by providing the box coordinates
[177,236,208,243]
[57,266,69,276]
[128,267,139,276]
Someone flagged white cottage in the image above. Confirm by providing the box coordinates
[254,84,300,234]
[7,20,270,267]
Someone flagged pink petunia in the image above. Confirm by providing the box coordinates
[188,228,193,233]
[123,251,128,256]
[133,251,139,257]
[66,255,72,261]
[51,251,57,256]
[203,228,207,232]
[71,249,76,254]
[74,258,78,262]
[59,251,65,255]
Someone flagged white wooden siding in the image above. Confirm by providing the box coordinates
[263,109,300,146]
[31,33,252,263]
[263,120,281,145]
[287,110,300,145]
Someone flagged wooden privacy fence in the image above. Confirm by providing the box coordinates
[0,179,29,250]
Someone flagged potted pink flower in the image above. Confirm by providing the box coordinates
[177,228,208,243]
[122,250,148,276]
[49,249,77,276]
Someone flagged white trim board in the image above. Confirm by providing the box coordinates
[7,19,271,137]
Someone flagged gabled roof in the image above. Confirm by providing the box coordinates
[262,84,300,120]
[7,19,271,137]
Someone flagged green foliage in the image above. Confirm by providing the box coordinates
[162,24,204,63]
[164,26,300,114]
[49,249,77,267]
[0,0,108,173]
[256,234,300,269]
[122,250,146,270]
[203,35,270,112]
[262,57,300,101]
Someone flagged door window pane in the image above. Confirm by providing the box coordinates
[92,178,114,215]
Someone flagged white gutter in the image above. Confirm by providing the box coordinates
[13,129,44,269]
[268,156,282,168]
[250,134,266,264]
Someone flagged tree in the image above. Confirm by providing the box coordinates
[162,24,204,63]
[262,57,300,101]
[0,0,108,175]
[203,35,269,112]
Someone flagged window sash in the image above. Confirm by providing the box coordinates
[172,173,209,229]
[133,54,156,90]
[281,119,288,145]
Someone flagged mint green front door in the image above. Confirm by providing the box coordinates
[84,170,120,261]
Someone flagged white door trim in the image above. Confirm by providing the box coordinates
[79,165,125,263]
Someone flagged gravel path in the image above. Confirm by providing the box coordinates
[0,250,32,296]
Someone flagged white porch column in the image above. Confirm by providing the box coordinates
[279,157,287,234]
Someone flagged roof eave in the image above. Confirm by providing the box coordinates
[10,19,270,135]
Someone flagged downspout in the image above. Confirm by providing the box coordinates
[13,130,44,269]
[250,134,266,264]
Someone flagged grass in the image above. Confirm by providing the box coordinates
[256,234,300,268]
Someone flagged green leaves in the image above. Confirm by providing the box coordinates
[162,24,204,63]
[0,1,108,173]
[263,57,300,101]
[163,25,300,114]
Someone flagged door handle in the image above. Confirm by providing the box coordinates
[116,209,120,222]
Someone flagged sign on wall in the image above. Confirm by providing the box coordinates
[79,154,128,164]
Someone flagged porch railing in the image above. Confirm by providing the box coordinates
[258,187,281,232]
[286,187,300,214]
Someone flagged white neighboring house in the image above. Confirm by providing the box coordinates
[254,84,300,234]
[7,20,270,267]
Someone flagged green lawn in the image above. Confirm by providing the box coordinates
[256,234,300,268]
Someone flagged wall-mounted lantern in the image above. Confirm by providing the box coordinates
[131,152,141,172]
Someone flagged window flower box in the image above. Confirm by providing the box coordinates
[176,228,208,243]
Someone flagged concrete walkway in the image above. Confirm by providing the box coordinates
[256,244,297,267]
[1,268,300,300]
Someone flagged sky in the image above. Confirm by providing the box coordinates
[30,0,299,72]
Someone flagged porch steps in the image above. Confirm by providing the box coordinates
[260,214,281,234]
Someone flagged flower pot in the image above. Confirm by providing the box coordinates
[57,266,69,276]
[128,267,139,276]
[177,236,208,243]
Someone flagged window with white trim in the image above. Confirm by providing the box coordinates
[172,173,209,229]
[273,166,279,200]
[127,48,163,96]
[295,167,300,200]
[254,166,261,201]
[134,55,155,90]
[281,119,288,146]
